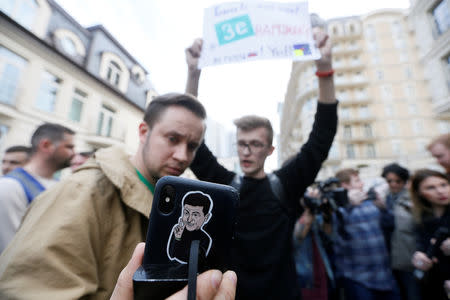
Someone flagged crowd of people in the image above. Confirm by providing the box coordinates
[0,24,448,300]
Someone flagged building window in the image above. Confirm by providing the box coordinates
[329,142,340,159]
[99,52,130,93]
[412,119,423,134]
[431,0,450,37]
[340,107,350,119]
[372,54,381,65]
[365,24,375,39]
[438,121,450,134]
[416,140,427,153]
[388,121,398,136]
[0,123,8,148]
[343,125,352,139]
[391,140,402,155]
[106,61,122,87]
[0,47,27,105]
[381,85,392,99]
[69,89,87,122]
[392,21,403,36]
[404,66,413,79]
[356,88,367,100]
[35,71,61,113]
[363,124,373,137]
[1,0,38,30]
[408,103,418,115]
[359,106,369,118]
[445,55,450,91]
[404,84,415,98]
[97,105,115,137]
[60,36,78,57]
[385,104,394,116]
[337,89,348,101]
[366,144,376,158]
[399,52,408,62]
[346,144,355,158]
[376,70,384,80]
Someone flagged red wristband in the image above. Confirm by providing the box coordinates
[315,69,334,77]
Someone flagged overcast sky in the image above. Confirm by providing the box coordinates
[57,0,410,168]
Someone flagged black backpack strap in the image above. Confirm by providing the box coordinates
[230,174,242,191]
[231,173,292,216]
[268,173,292,216]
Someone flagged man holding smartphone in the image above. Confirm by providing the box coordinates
[184,26,337,299]
[0,94,213,299]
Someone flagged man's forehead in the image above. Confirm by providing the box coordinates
[184,204,204,211]
[237,127,269,141]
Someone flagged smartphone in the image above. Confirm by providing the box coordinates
[133,176,239,300]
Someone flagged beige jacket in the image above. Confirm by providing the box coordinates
[0,146,153,299]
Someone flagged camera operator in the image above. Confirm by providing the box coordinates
[332,168,400,300]
[293,187,335,300]
[410,169,450,300]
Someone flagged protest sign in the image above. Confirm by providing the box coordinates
[198,1,320,68]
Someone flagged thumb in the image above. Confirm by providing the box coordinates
[166,270,223,300]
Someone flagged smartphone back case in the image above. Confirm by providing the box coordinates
[133,176,239,299]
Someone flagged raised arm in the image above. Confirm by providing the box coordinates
[313,28,336,104]
[275,26,338,204]
[185,38,203,97]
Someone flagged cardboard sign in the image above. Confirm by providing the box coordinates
[198,1,320,68]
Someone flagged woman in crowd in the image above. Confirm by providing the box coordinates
[410,169,450,300]
[380,163,421,300]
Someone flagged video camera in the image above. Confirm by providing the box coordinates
[303,177,348,216]
[413,226,450,280]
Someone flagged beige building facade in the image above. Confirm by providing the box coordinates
[280,8,450,180]
[0,0,157,170]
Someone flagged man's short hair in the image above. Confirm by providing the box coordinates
[5,145,31,157]
[381,163,410,182]
[183,192,212,215]
[143,93,206,129]
[30,123,75,153]
[233,115,273,145]
[335,168,359,185]
[427,133,450,150]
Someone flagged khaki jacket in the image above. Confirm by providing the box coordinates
[0,146,153,299]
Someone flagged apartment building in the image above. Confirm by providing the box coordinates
[280,9,449,180]
[409,0,450,117]
[0,0,158,160]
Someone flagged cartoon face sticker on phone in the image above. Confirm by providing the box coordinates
[167,191,213,264]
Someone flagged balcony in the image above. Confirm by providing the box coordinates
[340,115,375,124]
[341,134,376,143]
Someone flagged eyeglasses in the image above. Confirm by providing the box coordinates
[236,141,267,153]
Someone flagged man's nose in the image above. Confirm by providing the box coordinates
[173,144,188,163]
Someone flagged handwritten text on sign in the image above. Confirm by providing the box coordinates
[199,1,320,68]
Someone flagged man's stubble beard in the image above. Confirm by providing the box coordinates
[142,134,160,184]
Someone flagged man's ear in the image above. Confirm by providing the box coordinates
[267,145,275,156]
[138,122,150,144]
[39,138,54,154]
[204,213,211,224]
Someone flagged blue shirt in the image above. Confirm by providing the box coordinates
[333,200,396,291]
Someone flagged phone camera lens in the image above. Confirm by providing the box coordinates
[159,184,175,214]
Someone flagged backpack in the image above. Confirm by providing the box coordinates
[230,173,294,216]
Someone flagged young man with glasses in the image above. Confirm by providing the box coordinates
[185,26,338,300]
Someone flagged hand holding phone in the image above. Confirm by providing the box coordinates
[133,176,238,300]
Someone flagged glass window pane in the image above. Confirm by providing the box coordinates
[0,47,27,105]
[35,71,61,113]
[97,111,104,135]
[60,37,77,56]
[432,0,450,36]
[69,99,83,122]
